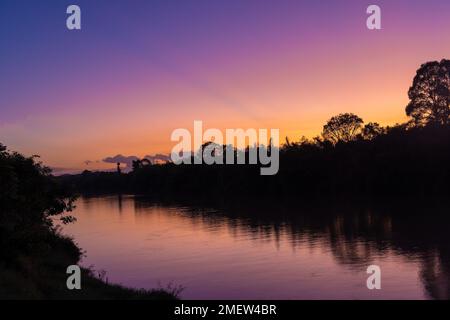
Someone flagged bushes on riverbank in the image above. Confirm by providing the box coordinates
[0,143,177,300]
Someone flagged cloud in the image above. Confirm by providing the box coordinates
[102,154,139,171]
[143,153,171,164]
[102,153,171,171]
[50,167,83,176]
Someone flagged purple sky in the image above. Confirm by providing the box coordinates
[1,0,449,172]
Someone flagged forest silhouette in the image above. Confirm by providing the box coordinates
[62,60,450,202]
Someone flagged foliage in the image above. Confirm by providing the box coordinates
[61,124,450,201]
[406,59,450,126]
[322,113,364,144]
[0,143,177,299]
[362,122,385,140]
[0,144,76,259]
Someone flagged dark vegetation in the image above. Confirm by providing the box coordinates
[0,144,178,299]
[61,124,450,201]
[61,60,450,202]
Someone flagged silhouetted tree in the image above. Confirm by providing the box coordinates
[322,113,364,144]
[362,122,384,140]
[0,143,76,254]
[197,141,223,163]
[132,158,152,171]
[132,159,142,171]
[406,59,450,126]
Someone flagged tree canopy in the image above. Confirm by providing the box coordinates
[406,59,450,126]
[322,113,364,144]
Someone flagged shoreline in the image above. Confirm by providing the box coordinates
[0,228,179,300]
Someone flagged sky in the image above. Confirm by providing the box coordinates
[1,0,450,173]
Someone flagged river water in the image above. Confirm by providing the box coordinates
[60,195,450,299]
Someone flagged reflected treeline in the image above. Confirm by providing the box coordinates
[133,197,450,299]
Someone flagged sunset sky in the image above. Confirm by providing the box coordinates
[1,0,450,173]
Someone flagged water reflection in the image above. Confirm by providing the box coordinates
[62,195,450,299]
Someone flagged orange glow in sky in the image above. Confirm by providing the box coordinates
[1,1,449,173]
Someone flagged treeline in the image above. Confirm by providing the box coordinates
[60,59,450,202]
[60,124,450,201]
[0,143,177,299]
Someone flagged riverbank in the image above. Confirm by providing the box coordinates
[0,143,178,300]
[0,227,178,300]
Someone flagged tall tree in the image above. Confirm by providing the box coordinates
[406,59,450,126]
[322,113,364,144]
